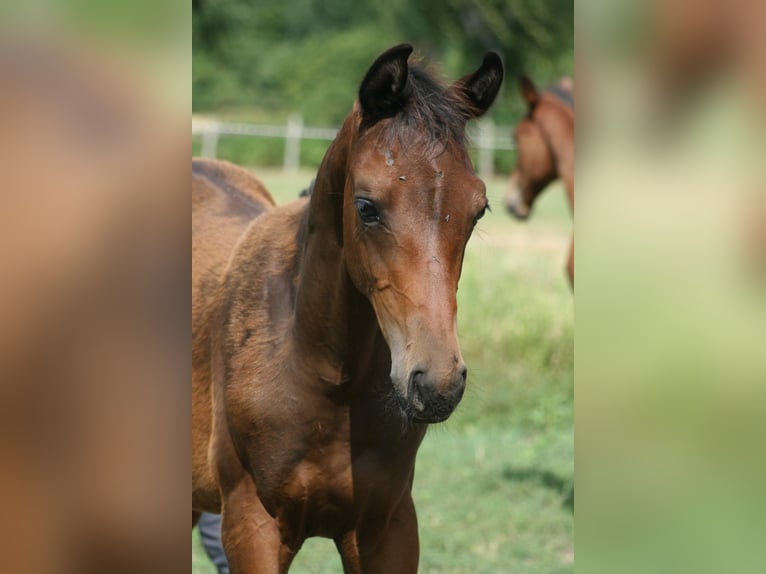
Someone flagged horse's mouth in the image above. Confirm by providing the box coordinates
[505,198,531,220]
[507,206,530,220]
[396,382,461,424]
[404,404,453,424]
[411,410,452,424]
[505,188,531,220]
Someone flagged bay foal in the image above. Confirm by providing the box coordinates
[192,45,503,572]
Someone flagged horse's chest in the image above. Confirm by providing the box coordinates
[238,386,422,538]
[280,456,355,533]
[259,440,412,539]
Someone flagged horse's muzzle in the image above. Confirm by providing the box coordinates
[505,188,530,220]
[405,365,467,423]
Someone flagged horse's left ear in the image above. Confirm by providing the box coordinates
[452,52,504,119]
[358,44,414,124]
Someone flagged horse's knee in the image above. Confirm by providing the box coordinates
[219,482,292,573]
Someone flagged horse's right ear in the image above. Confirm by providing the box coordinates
[519,75,540,108]
[358,44,413,124]
[453,52,504,119]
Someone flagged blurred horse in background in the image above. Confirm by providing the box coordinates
[505,76,574,286]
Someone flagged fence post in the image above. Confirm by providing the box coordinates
[477,118,495,180]
[284,113,303,173]
[201,128,219,159]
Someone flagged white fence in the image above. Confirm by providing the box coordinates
[192,115,515,178]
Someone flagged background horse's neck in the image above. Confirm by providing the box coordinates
[539,102,574,212]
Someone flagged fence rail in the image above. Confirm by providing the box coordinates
[192,115,515,177]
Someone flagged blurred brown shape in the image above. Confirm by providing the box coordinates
[651,0,766,116]
[0,37,187,574]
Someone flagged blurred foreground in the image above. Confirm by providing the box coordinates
[0,5,188,573]
[577,1,766,572]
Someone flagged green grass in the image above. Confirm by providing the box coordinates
[192,168,573,573]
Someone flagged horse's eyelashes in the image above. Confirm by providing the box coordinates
[473,203,489,224]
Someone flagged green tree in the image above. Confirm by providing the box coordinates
[192,0,573,125]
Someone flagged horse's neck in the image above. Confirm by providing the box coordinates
[541,109,575,213]
[293,119,386,387]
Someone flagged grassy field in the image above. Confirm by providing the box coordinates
[192,168,573,573]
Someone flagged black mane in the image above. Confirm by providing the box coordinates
[376,66,469,151]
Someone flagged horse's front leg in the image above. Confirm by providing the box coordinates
[336,494,419,574]
[220,478,296,574]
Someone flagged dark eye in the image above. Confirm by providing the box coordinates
[474,202,490,224]
[355,197,381,224]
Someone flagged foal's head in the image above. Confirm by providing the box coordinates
[505,76,572,219]
[340,45,503,423]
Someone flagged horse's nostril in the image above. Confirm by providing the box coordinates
[408,369,426,390]
[459,365,468,384]
[408,369,428,411]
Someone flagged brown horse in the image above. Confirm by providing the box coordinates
[192,44,503,572]
[504,76,574,286]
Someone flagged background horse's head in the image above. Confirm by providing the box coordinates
[505,76,572,219]
[338,45,502,423]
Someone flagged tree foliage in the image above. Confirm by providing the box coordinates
[192,0,573,125]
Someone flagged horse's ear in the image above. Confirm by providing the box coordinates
[358,44,414,123]
[519,75,540,108]
[453,52,504,119]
